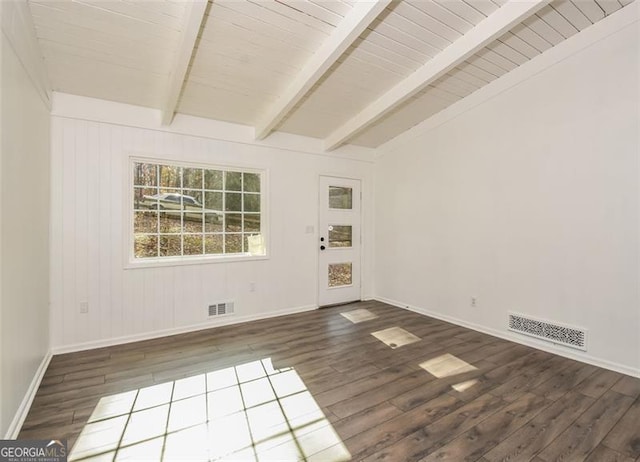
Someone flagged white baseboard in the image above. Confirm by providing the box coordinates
[5,351,52,439]
[51,304,318,355]
[375,296,640,378]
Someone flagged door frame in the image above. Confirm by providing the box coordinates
[317,174,365,307]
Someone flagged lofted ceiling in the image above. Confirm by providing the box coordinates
[27,0,635,150]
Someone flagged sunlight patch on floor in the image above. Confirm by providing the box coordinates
[371,327,421,349]
[451,379,479,392]
[69,358,350,461]
[419,353,477,378]
[340,308,378,324]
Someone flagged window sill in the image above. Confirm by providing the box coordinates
[124,253,269,270]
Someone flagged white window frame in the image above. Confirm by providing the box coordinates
[126,156,269,269]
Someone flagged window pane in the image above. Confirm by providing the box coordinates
[225,193,241,212]
[225,172,242,191]
[159,165,181,188]
[182,190,203,209]
[329,186,352,210]
[183,235,203,255]
[205,235,223,254]
[204,191,222,211]
[244,194,260,212]
[243,173,260,193]
[205,170,223,190]
[244,214,260,233]
[328,225,352,248]
[225,214,242,232]
[158,189,182,211]
[329,263,352,287]
[245,234,265,255]
[134,235,158,258]
[183,213,203,233]
[205,213,223,233]
[134,163,157,187]
[159,235,181,257]
[134,212,157,233]
[134,187,158,210]
[225,234,242,253]
[183,168,202,189]
[159,212,182,233]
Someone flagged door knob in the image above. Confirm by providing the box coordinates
[320,245,326,251]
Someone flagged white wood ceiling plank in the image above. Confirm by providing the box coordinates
[498,31,541,58]
[475,47,519,71]
[308,0,353,16]
[347,45,415,75]
[392,1,462,42]
[593,0,623,15]
[29,2,177,46]
[486,40,528,66]
[278,0,346,26]
[254,0,390,139]
[407,0,475,34]
[422,84,465,103]
[431,77,475,98]
[466,55,508,76]
[536,4,580,38]
[510,23,554,52]
[445,67,488,88]
[219,0,329,42]
[522,14,565,44]
[352,37,423,71]
[619,0,633,6]
[45,56,166,108]
[572,0,605,22]
[551,0,592,29]
[208,4,321,53]
[467,0,500,16]
[39,39,168,74]
[325,0,549,149]
[370,18,441,57]
[442,73,480,93]
[382,10,453,50]
[435,0,487,24]
[30,0,180,42]
[455,61,498,84]
[74,0,184,30]
[34,23,173,71]
[123,0,186,18]
[161,0,212,124]
[364,29,432,63]
[186,73,282,99]
[196,28,310,73]
[244,0,335,34]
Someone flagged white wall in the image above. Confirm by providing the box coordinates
[0,1,51,437]
[50,94,375,351]
[375,12,639,376]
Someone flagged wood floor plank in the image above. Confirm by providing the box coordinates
[420,392,550,461]
[602,398,640,459]
[483,391,595,461]
[585,445,635,462]
[18,301,640,462]
[536,390,635,461]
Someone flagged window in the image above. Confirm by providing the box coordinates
[131,160,266,262]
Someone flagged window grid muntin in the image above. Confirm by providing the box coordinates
[132,161,263,260]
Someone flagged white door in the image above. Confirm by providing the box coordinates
[318,176,361,306]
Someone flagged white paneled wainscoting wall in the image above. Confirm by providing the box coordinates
[49,94,375,352]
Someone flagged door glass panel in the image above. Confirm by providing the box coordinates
[328,263,352,287]
[329,186,352,210]
[328,225,352,248]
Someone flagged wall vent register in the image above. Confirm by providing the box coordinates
[508,313,587,351]
[209,302,234,317]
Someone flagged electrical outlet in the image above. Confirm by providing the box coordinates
[80,301,89,314]
[471,297,477,308]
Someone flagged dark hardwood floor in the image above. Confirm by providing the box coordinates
[19,301,640,461]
